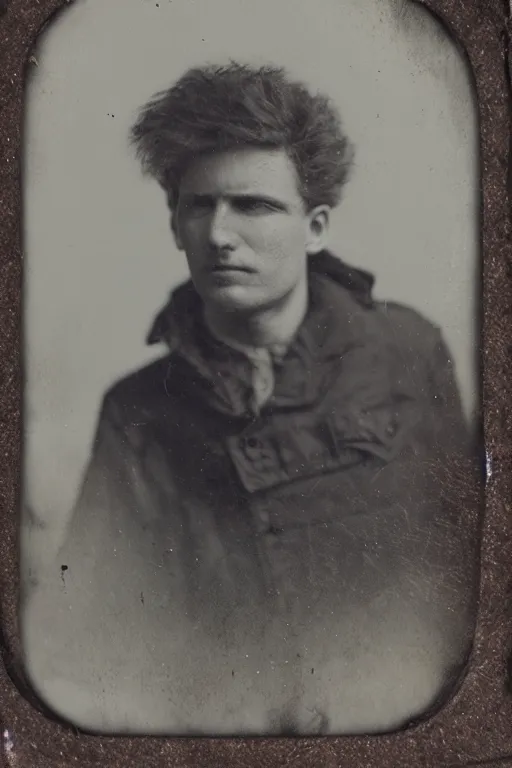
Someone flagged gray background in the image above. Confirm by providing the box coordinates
[22,0,479,575]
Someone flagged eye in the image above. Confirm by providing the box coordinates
[235,198,277,214]
[181,196,214,215]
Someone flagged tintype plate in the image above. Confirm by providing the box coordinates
[0,0,511,765]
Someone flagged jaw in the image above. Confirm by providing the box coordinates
[203,275,309,349]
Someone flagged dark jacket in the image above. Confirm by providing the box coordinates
[24,252,480,736]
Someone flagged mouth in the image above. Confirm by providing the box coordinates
[209,264,256,277]
[211,264,254,273]
[207,265,256,287]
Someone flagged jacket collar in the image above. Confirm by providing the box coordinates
[146,251,376,416]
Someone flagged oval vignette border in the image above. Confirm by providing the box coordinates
[0,0,511,766]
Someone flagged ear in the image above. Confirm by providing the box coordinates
[171,211,184,251]
[305,205,331,255]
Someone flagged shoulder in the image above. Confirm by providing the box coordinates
[99,355,177,424]
[371,299,444,358]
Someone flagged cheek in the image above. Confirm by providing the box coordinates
[180,220,203,245]
[256,224,307,267]
[178,224,211,265]
[248,218,303,250]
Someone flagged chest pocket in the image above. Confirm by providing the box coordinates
[225,397,422,493]
[337,397,422,461]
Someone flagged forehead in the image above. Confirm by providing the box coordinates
[178,147,302,201]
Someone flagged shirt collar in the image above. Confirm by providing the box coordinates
[145,252,376,416]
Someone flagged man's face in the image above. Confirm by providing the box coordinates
[172,147,329,312]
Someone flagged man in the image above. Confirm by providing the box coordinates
[24,62,479,736]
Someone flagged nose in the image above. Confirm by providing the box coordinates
[208,202,237,251]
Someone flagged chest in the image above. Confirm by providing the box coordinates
[124,382,444,619]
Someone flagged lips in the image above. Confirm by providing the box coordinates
[210,264,254,273]
[207,264,255,286]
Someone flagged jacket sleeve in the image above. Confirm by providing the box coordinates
[425,328,476,459]
[423,326,482,535]
[58,392,139,568]
[21,392,162,729]
[420,328,481,682]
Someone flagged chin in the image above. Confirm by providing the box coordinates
[202,284,269,313]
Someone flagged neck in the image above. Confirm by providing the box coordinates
[204,278,309,350]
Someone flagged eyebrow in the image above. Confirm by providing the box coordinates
[180,192,291,211]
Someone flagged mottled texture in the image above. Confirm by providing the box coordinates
[23,253,478,735]
[0,1,510,767]
[22,0,481,557]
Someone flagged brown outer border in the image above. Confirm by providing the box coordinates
[0,0,510,765]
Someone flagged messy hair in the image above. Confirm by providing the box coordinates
[130,62,354,211]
